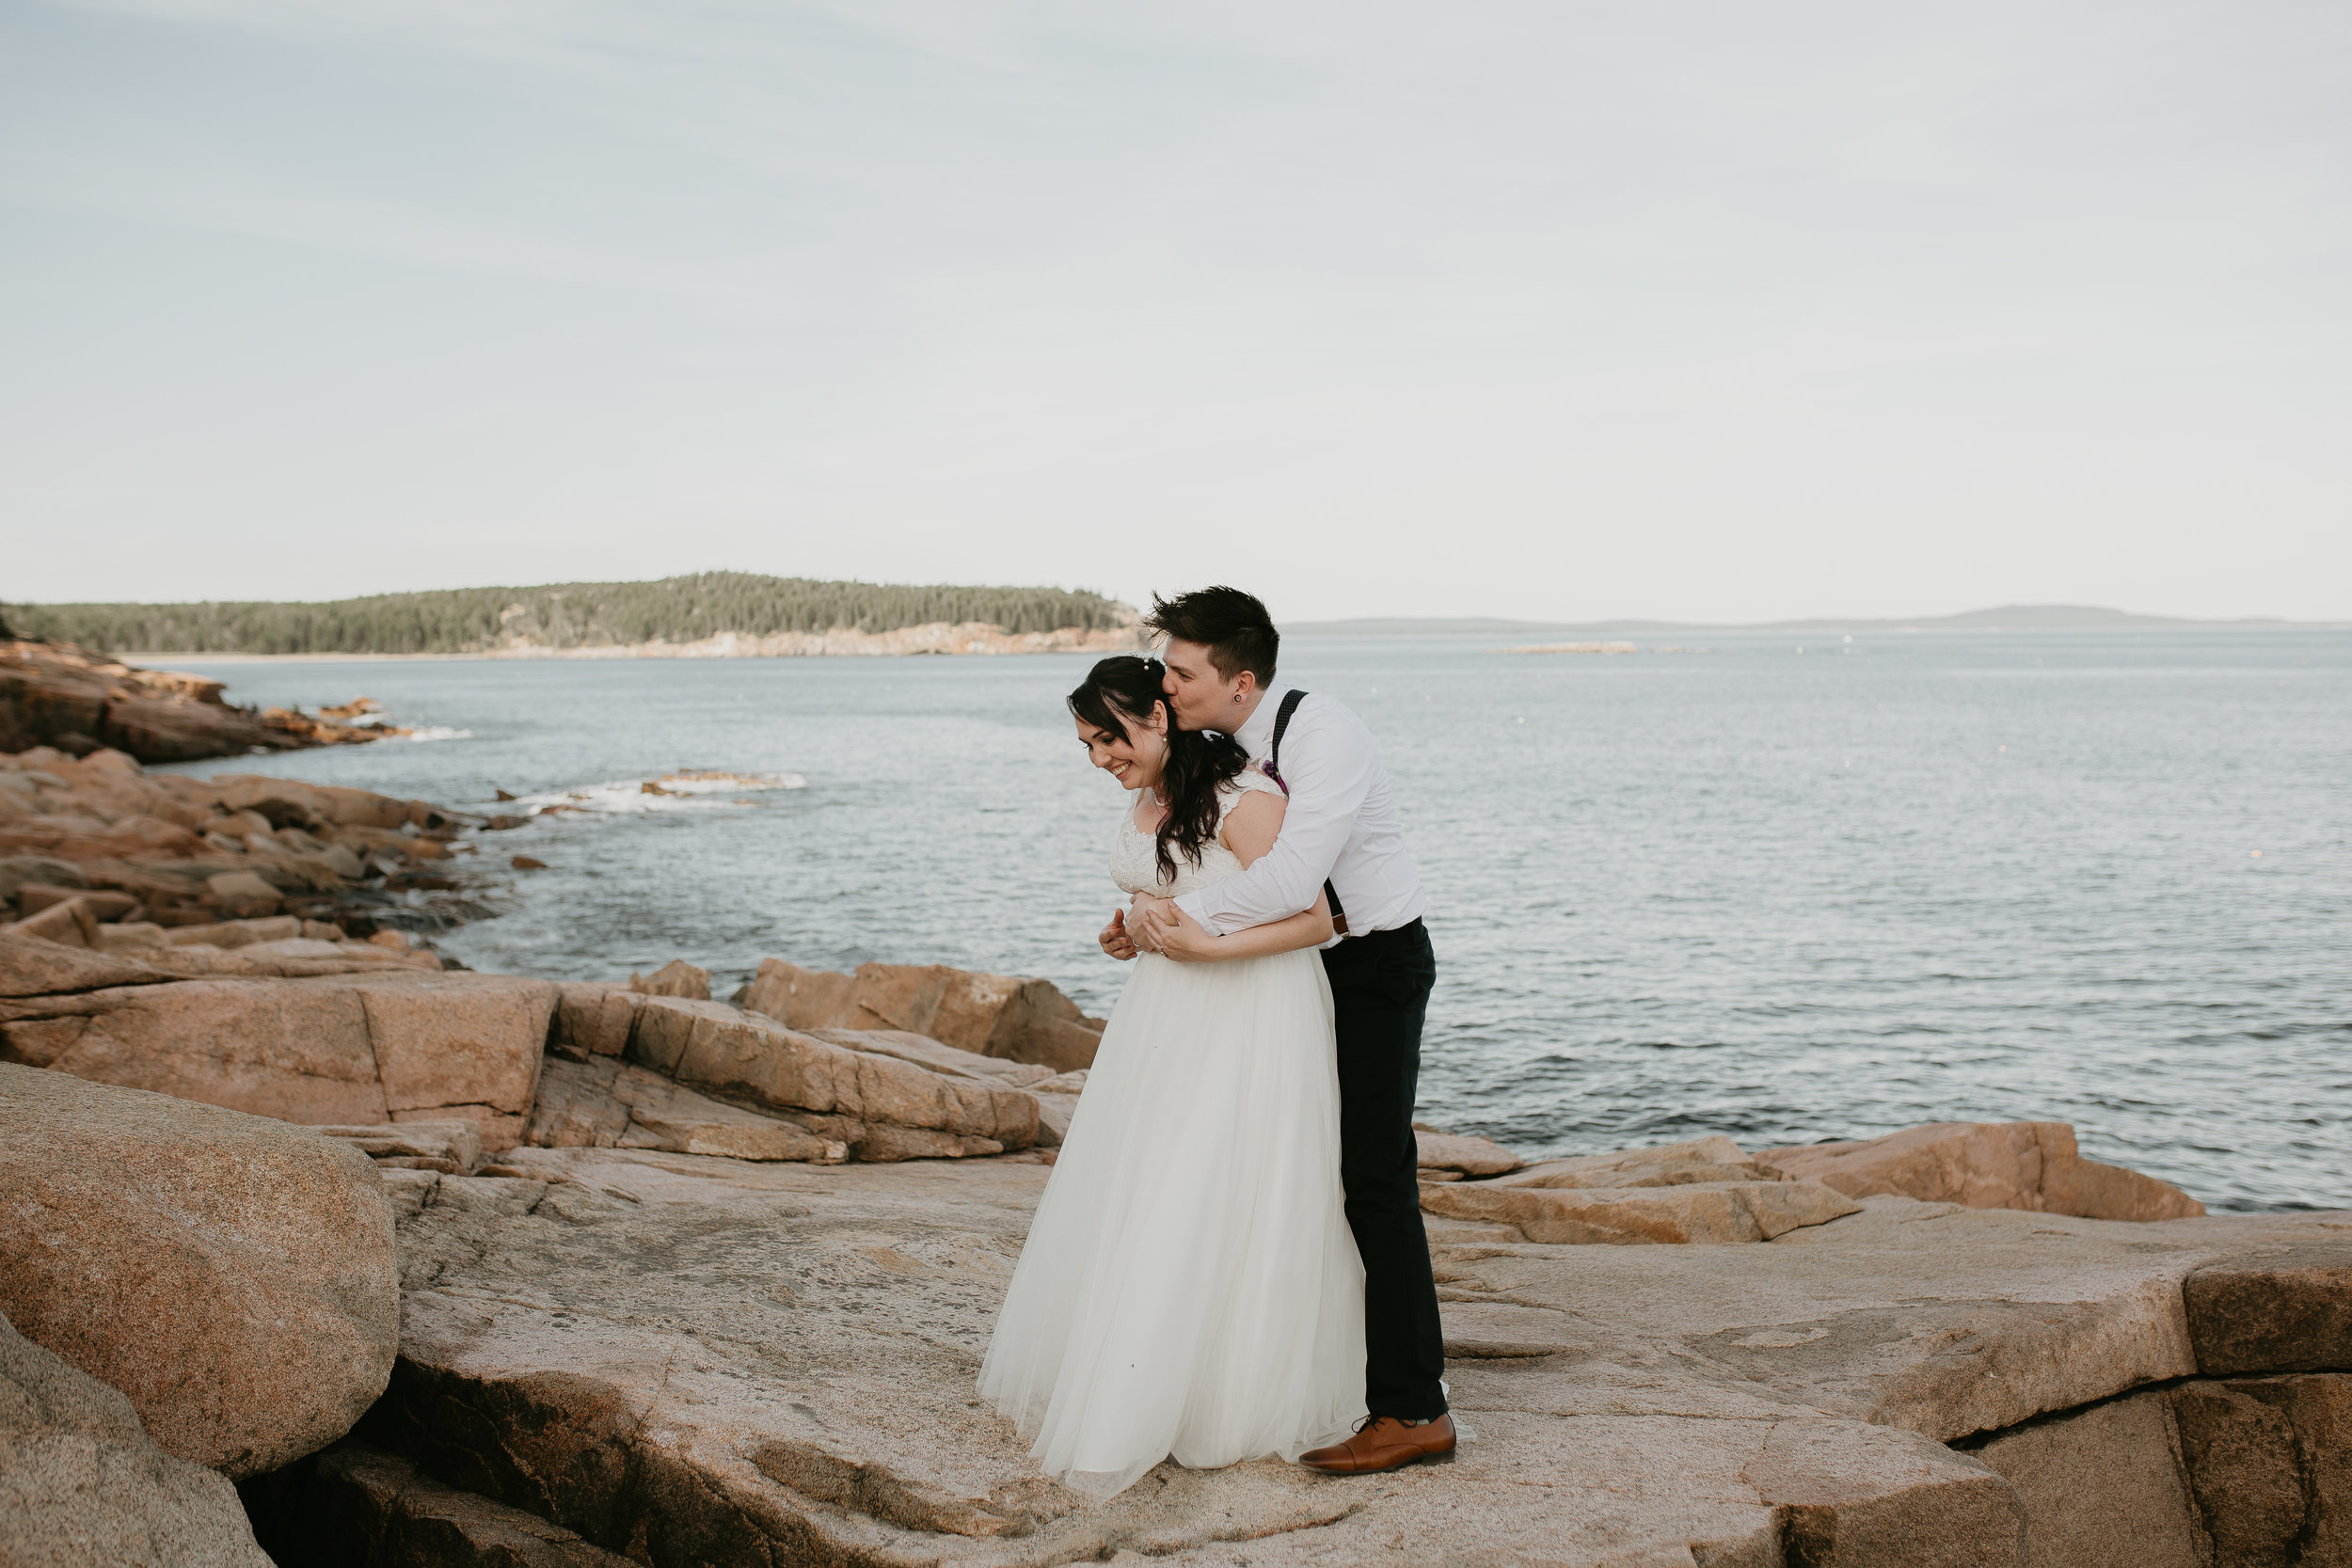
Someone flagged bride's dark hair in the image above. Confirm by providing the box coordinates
[1070,655,1250,883]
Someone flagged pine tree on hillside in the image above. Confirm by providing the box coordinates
[2,574,1129,657]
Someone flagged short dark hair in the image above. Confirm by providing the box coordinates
[1144,586,1279,686]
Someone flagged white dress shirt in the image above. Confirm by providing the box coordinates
[1174,685,1428,945]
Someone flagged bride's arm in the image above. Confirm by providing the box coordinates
[1145,791,1333,961]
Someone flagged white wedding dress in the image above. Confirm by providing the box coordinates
[978,770,1367,1498]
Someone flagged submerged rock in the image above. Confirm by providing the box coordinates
[0,1065,397,1479]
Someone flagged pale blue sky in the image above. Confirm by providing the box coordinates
[4,0,2347,622]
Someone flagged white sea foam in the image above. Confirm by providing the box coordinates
[511,770,806,816]
[387,725,474,743]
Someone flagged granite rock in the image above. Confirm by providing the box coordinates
[1495,1134,1788,1190]
[0,1065,397,1478]
[1759,1122,2205,1223]
[551,983,639,1058]
[242,1441,635,1568]
[742,956,1105,1071]
[0,969,555,1147]
[318,1120,486,1177]
[330,1147,2352,1567]
[626,994,1041,1150]
[2184,1239,2352,1374]
[1413,1125,1523,1177]
[628,958,709,1001]
[1976,1390,2203,1568]
[0,1310,272,1568]
[0,929,171,998]
[526,1054,851,1164]
[1421,1173,1864,1243]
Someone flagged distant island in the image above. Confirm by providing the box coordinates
[1291,604,2321,637]
[6,574,1145,659]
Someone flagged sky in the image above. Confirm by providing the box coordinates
[3,0,2347,625]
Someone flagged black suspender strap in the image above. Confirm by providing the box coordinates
[1262,689,1348,934]
[1265,689,1308,782]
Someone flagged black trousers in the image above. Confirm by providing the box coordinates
[1321,918,1446,1419]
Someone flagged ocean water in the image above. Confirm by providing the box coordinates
[160,629,2352,1212]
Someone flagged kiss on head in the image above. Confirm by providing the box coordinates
[986,582,1453,1493]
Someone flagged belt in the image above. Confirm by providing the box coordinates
[1337,916,1425,947]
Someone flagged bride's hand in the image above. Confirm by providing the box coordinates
[1099,909,1138,961]
[1128,894,1174,954]
[1150,903,1218,964]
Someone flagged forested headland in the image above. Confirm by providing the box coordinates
[7,574,1132,657]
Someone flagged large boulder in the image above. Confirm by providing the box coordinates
[742,957,1104,1071]
[0,1310,271,1568]
[0,970,556,1148]
[0,1065,397,1478]
[1757,1121,2205,1222]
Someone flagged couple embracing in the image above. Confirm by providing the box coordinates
[979,586,1456,1497]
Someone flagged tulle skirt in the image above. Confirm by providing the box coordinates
[977,948,1367,1498]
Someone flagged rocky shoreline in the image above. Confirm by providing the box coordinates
[2,745,496,949]
[1,768,2345,1565]
[2,638,407,763]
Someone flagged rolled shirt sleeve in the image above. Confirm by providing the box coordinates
[1174,704,1374,936]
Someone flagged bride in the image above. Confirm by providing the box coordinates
[977,655,1367,1498]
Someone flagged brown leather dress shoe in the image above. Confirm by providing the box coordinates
[1298,1414,1456,1475]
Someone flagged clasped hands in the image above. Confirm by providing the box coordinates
[1097,895,1216,962]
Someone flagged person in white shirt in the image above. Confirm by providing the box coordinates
[1122,586,1454,1476]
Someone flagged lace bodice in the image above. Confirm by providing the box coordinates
[1108,769,1285,897]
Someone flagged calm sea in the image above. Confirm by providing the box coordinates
[160,629,2351,1212]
